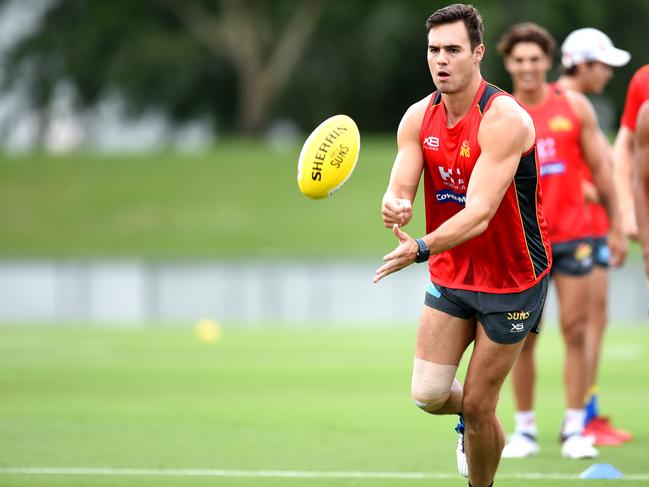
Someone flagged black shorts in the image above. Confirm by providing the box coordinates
[592,236,609,268]
[551,239,594,276]
[423,275,549,345]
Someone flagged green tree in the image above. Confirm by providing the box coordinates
[2,0,324,136]
[162,0,324,134]
[3,0,648,137]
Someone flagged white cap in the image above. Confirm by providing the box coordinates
[561,28,630,68]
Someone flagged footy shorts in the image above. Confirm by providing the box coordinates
[423,275,549,345]
[550,239,594,276]
[592,236,609,268]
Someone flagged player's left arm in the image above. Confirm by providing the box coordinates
[582,130,615,204]
[634,102,649,282]
[374,96,532,282]
[583,130,622,203]
[569,90,627,266]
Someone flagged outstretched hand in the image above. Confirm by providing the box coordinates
[373,224,419,283]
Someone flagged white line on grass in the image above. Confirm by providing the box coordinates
[0,467,648,481]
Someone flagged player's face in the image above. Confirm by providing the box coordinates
[581,61,613,94]
[427,21,484,94]
[505,42,551,93]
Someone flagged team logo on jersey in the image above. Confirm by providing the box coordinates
[436,189,466,205]
[537,137,557,161]
[423,136,440,151]
[548,116,573,132]
[438,165,466,190]
[460,140,471,157]
[539,161,566,176]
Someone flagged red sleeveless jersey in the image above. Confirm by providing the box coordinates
[419,79,551,294]
[621,64,649,131]
[522,83,591,243]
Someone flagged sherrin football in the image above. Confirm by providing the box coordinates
[297,114,360,199]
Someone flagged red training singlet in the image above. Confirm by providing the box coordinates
[621,64,649,131]
[522,83,591,243]
[419,78,551,294]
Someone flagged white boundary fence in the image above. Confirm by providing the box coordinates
[0,260,646,324]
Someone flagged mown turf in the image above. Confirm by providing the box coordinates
[0,323,646,486]
[0,138,429,258]
[1,142,644,262]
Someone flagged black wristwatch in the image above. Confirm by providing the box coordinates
[415,238,430,263]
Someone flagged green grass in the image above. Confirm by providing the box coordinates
[0,138,428,258]
[0,323,647,486]
[1,140,644,262]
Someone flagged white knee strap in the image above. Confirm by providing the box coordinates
[411,357,457,411]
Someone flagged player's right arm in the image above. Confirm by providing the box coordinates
[381,97,428,228]
[613,125,639,239]
[566,89,627,266]
[634,101,649,282]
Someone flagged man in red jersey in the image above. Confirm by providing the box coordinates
[614,65,649,239]
[557,28,632,446]
[496,23,626,460]
[635,102,649,284]
[373,5,552,486]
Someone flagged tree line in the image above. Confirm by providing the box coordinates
[2,0,647,136]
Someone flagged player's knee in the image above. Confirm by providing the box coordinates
[411,358,457,413]
[560,307,587,334]
[561,321,586,347]
[462,394,494,424]
[412,388,449,412]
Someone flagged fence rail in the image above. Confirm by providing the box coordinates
[0,260,646,324]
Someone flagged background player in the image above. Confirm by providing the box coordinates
[635,102,649,285]
[557,28,632,445]
[375,5,551,486]
[614,64,649,240]
[497,23,626,460]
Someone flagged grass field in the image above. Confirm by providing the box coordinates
[1,141,644,262]
[0,138,426,258]
[0,323,647,486]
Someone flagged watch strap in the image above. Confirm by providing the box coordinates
[415,238,430,263]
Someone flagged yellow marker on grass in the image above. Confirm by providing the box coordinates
[195,318,222,343]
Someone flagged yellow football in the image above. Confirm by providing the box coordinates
[297,114,360,199]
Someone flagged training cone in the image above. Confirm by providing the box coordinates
[579,464,624,479]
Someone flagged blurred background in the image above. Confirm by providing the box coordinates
[1,0,648,147]
[0,2,648,486]
[0,0,646,325]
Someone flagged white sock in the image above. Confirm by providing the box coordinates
[514,410,537,437]
[563,408,585,436]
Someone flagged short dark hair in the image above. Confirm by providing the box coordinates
[562,60,596,77]
[563,65,578,76]
[425,4,484,50]
[497,22,556,58]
